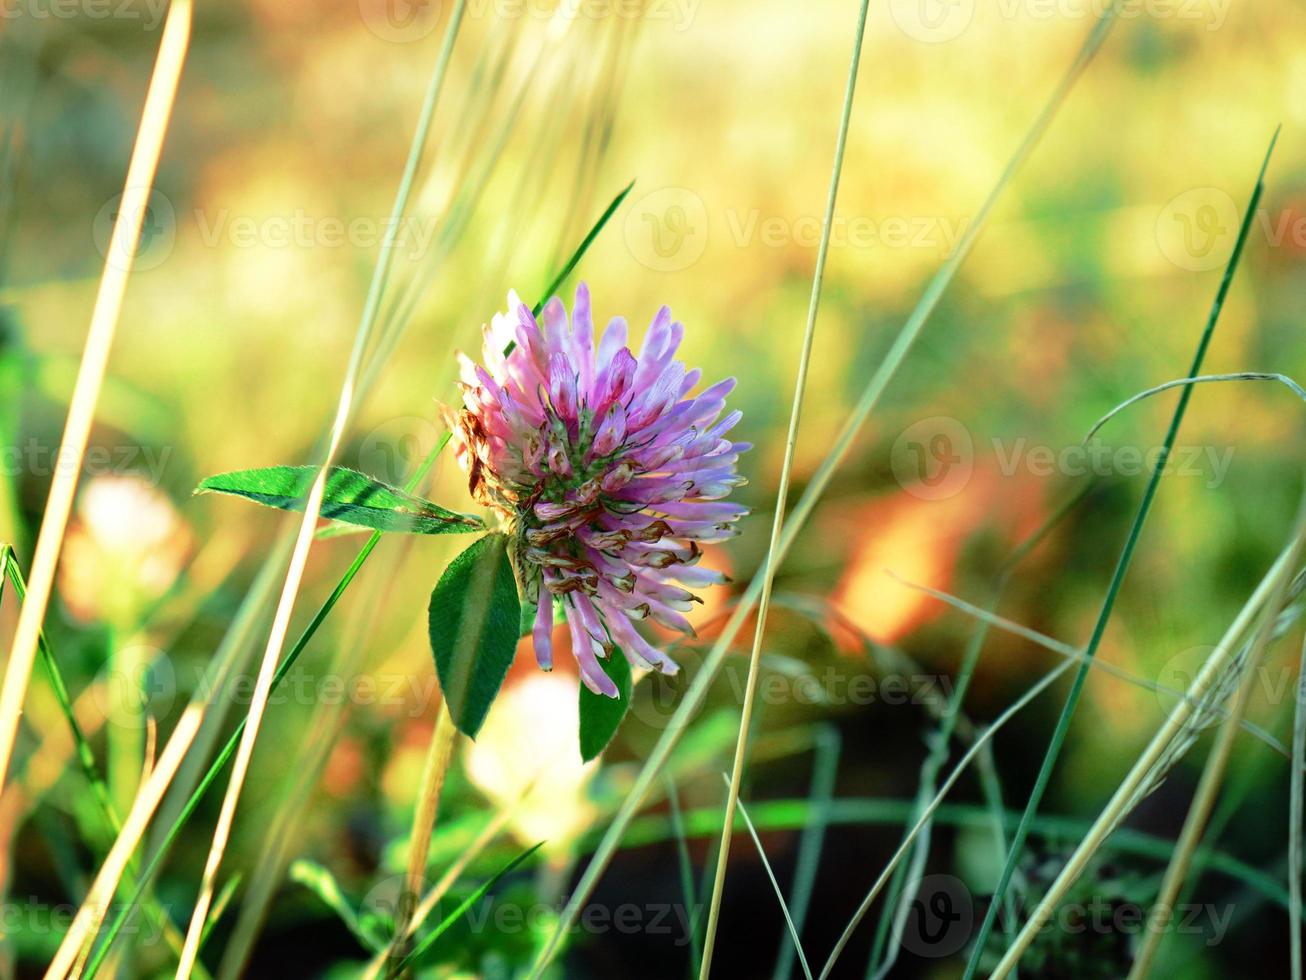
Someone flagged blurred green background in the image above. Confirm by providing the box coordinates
[0,0,1304,976]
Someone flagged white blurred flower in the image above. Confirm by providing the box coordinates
[59,474,189,626]
[463,671,597,854]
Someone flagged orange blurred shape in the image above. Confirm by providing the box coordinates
[323,736,365,799]
[831,467,1036,645]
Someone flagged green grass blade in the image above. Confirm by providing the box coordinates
[393,841,545,974]
[664,773,703,977]
[600,797,1292,911]
[773,726,839,980]
[528,10,1121,974]
[726,776,813,980]
[699,0,871,971]
[81,178,624,972]
[531,179,632,317]
[968,128,1280,980]
[1290,630,1305,980]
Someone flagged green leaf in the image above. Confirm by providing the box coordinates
[519,600,538,639]
[289,859,387,952]
[578,652,632,761]
[196,465,482,535]
[401,842,545,971]
[428,533,522,738]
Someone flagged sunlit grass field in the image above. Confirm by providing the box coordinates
[0,1,1304,977]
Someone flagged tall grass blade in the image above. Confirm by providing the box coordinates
[773,726,840,980]
[393,841,545,974]
[1126,510,1306,979]
[698,0,871,971]
[984,533,1300,978]
[724,775,813,980]
[0,0,193,819]
[965,127,1280,980]
[529,10,1121,973]
[1293,630,1306,980]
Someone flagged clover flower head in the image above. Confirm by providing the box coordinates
[452,284,748,697]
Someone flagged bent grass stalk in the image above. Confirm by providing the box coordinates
[962,128,1278,980]
[1084,371,1306,442]
[864,483,1097,977]
[986,533,1300,978]
[0,0,192,817]
[1126,511,1306,979]
[528,11,1120,974]
[44,705,203,980]
[697,0,870,972]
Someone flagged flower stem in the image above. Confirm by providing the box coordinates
[384,703,459,980]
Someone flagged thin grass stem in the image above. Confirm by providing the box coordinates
[986,533,1299,978]
[1126,511,1306,978]
[528,12,1119,972]
[697,0,870,971]
[0,0,192,820]
[964,128,1279,980]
